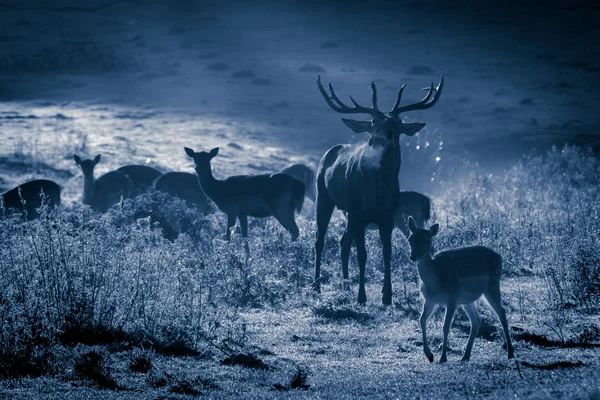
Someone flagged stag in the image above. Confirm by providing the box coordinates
[314,75,443,304]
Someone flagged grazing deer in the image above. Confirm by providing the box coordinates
[314,75,443,304]
[1,179,61,220]
[282,163,316,202]
[153,171,214,214]
[117,165,162,197]
[73,154,132,213]
[184,147,305,241]
[407,217,515,363]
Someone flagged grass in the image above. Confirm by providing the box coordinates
[0,145,599,398]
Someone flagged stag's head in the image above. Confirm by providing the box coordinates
[73,154,101,176]
[185,147,219,172]
[317,75,444,149]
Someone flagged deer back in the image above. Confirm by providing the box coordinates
[1,179,61,220]
[92,171,132,212]
[117,165,162,196]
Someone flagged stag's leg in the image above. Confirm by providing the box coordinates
[462,302,481,362]
[340,221,353,291]
[379,216,394,305]
[225,213,236,241]
[420,300,436,362]
[440,302,457,363]
[484,286,515,359]
[313,193,335,292]
[349,216,367,304]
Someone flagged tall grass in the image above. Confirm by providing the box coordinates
[0,145,598,378]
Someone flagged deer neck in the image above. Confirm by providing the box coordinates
[195,163,223,204]
[417,252,438,288]
[82,172,95,205]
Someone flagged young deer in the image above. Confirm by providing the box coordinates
[185,147,305,241]
[407,217,515,363]
[1,179,61,220]
[74,154,132,213]
[314,75,443,304]
[153,171,214,214]
[117,165,162,197]
[281,163,316,202]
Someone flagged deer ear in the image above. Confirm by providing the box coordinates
[342,118,372,133]
[93,154,101,165]
[73,154,81,165]
[209,147,219,158]
[184,147,195,158]
[429,223,440,236]
[408,216,418,233]
[403,122,426,136]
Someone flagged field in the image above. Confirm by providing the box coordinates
[1,0,600,399]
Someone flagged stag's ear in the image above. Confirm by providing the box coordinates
[342,118,372,133]
[93,154,101,165]
[408,216,418,233]
[429,223,440,237]
[184,147,195,158]
[403,122,426,136]
[209,147,219,158]
[73,154,81,165]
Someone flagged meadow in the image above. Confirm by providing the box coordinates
[1,143,598,399]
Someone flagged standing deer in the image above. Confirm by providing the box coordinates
[117,165,162,197]
[74,154,132,213]
[153,171,214,214]
[407,217,515,363]
[1,179,61,220]
[184,147,305,241]
[282,164,316,202]
[314,75,443,304]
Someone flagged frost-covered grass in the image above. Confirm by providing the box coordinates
[0,145,599,398]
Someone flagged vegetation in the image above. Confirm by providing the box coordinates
[0,145,599,397]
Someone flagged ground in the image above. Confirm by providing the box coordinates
[1,0,599,398]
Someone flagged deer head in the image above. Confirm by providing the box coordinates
[407,216,440,262]
[184,147,219,171]
[73,154,101,176]
[317,75,444,148]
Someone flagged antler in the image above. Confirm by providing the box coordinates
[390,76,444,116]
[317,75,384,118]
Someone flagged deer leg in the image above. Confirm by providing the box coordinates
[314,194,335,292]
[484,287,515,359]
[462,302,481,362]
[340,221,353,291]
[239,214,248,238]
[273,207,300,241]
[379,216,394,305]
[225,213,236,241]
[440,302,457,363]
[349,216,367,304]
[420,300,436,362]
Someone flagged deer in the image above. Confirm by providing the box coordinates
[407,216,515,363]
[117,165,163,197]
[281,163,316,202]
[153,171,214,214]
[185,147,305,241]
[73,154,132,213]
[314,75,443,305]
[1,179,61,220]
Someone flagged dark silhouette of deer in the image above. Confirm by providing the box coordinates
[313,75,443,304]
[1,179,61,220]
[117,165,162,197]
[407,217,515,362]
[281,163,316,202]
[74,154,132,213]
[185,147,305,241]
[153,171,214,214]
